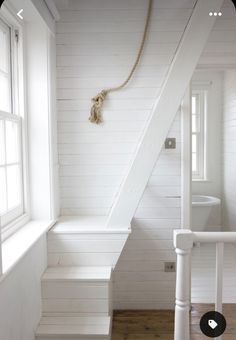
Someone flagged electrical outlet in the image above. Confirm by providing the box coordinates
[165,138,176,149]
[165,262,176,272]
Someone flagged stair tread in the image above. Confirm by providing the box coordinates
[36,316,111,336]
[42,266,112,281]
[50,215,130,234]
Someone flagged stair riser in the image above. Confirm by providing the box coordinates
[42,299,110,314]
[47,234,129,268]
[42,282,109,300]
[48,252,120,267]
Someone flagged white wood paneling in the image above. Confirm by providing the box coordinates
[199,0,236,68]
[113,115,180,309]
[191,244,236,303]
[55,0,228,310]
[222,71,236,229]
[56,0,196,221]
[107,0,224,228]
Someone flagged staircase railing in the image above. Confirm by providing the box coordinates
[173,230,236,340]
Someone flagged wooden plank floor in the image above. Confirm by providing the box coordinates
[112,304,236,340]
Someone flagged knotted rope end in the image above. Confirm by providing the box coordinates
[89,90,107,124]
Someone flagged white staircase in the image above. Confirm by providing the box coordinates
[36,0,225,338]
[35,217,130,340]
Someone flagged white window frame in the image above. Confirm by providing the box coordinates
[191,88,208,181]
[0,9,29,239]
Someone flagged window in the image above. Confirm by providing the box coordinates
[192,89,207,180]
[0,15,26,230]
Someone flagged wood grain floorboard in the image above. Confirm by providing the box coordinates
[112,304,236,340]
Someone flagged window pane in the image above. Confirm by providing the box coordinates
[192,115,200,133]
[0,20,9,73]
[7,165,21,210]
[192,134,197,153]
[0,168,7,214]
[192,153,197,173]
[0,19,11,113]
[0,120,5,165]
[6,120,19,164]
[0,74,11,112]
[192,115,196,133]
[192,96,196,114]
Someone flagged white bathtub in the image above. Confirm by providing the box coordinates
[192,195,221,231]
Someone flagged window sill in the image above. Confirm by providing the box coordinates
[0,219,56,282]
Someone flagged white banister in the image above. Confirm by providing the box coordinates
[215,242,224,340]
[174,230,193,340]
[215,242,224,313]
[174,230,235,340]
[193,232,236,243]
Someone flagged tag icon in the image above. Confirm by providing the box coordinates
[208,319,218,330]
[200,311,226,338]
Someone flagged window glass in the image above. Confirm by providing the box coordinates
[7,165,21,210]
[0,16,25,228]
[0,168,7,214]
[6,120,19,163]
[0,120,5,165]
[192,90,206,180]
[0,19,11,113]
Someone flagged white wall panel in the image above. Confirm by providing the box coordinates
[199,0,236,68]
[54,0,212,309]
[222,71,236,229]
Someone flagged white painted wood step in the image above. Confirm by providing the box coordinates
[35,316,111,340]
[47,216,130,267]
[49,216,130,234]
[42,266,112,282]
[41,267,112,316]
[42,267,111,301]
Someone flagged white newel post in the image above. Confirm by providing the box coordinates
[174,230,193,340]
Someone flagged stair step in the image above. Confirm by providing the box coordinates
[36,316,111,340]
[41,267,112,315]
[49,215,130,234]
[42,266,112,282]
[47,216,130,268]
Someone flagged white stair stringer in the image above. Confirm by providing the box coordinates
[35,216,130,340]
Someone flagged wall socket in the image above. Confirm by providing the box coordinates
[165,138,176,149]
[164,262,176,272]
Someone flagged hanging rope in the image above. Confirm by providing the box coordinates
[89,0,153,124]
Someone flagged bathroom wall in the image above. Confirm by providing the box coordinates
[222,70,236,230]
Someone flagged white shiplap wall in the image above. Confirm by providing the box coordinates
[199,0,236,68]
[55,0,235,309]
[222,71,236,230]
[55,0,190,309]
[56,0,195,218]
[113,114,180,309]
